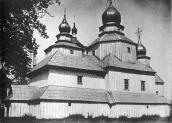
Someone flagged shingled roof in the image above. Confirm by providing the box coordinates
[89,33,136,47]
[155,74,164,84]
[45,41,84,53]
[8,85,38,101]
[38,86,109,103]
[8,85,170,104]
[111,91,170,104]
[29,51,104,75]
[102,54,155,73]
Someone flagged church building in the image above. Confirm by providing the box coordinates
[4,1,171,119]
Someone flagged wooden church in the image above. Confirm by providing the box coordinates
[3,1,171,119]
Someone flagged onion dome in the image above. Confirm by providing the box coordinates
[102,1,121,25]
[72,23,77,34]
[59,14,71,33]
[137,42,146,56]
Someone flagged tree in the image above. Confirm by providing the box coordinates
[0,0,60,101]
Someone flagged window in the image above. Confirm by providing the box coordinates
[77,76,83,85]
[92,50,95,56]
[127,47,131,53]
[156,91,158,95]
[70,50,74,54]
[124,79,129,90]
[146,105,149,109]
[68,102,71,106]
[141,81,145,91]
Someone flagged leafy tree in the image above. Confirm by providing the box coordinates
[0,0,60,100]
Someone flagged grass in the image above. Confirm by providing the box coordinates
[1,115,171,123]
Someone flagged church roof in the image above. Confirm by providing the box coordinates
[8,85,170,104]
[7,85,38,101]
[155,74,164,84]
[45,41,83,52]
[29,51,104,75]
[111,91,170,104]
[36,86,109,103]
[89,33,136,48]
[29,51,156,76]
[71,37,85,48]
[102,54,155,73]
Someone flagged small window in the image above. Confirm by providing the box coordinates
[124,79,129,90]
[77,76,83,85]
[70,50,74,54]
[141,81,145,91]
[92,50,95,56]
[156,91,158,95]
[68,102,71,106]
[127,47,131,53]
[146,105,149,109]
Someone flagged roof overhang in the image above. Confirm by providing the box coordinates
[104,66,156,76]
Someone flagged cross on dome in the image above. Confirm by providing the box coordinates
[135,27,146,56]
[64,7,66,16]
[135,27,143,44]
[107,0,112,4]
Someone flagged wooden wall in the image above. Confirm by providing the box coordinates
[155,84,164,96]
[5,102,170,119]
[46,47,83,57]
[92,42,137,62]
[48,69,105,89]
[108,71,155,93]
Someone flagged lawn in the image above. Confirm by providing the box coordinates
[1,116,171,123]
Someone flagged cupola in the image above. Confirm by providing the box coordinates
[135,27,147,57]
[72,23,77,35]
[59,10,71,33]
[137,42,146,56]
[102,0,121,25]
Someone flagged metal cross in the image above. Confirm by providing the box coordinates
[107,0,112,4]
[135,27,142,43]
[64,7,66,15]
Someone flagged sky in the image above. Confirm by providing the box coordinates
[34,0,172,100]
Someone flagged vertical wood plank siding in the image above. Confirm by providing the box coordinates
[48,70,105,89]
[6,102,170,119]
[109,71,155,93]
[155,84,164,96]
[46,48,83,57]
[95,43,136,62]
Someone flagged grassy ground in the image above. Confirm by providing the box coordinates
[1,116,172,123]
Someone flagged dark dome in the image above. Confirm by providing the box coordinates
[59,15,71,33]
[137,43,146,56]
[102,2,121,25]
[72,23,77,34]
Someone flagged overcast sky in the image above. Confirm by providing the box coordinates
[34,0,171,99]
